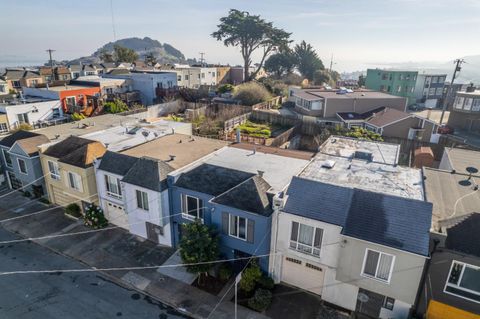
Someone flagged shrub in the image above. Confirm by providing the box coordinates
[104,99,129,114]
[65,203,81,218]
[71,112,86,121]
[218,84,235,94]
[239,262,262,293]
[257,275,274,290]
[233,82,272,106]
[248,288,272,312]
[218,263,233,282]
[84,204,108,229]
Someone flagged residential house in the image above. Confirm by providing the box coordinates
[288,88,407,120]
[95,134,228,246]
[447,85,480,133]
[40,136,106,211]
[337,107,440,142]
[0,130,50,196]
[0,97,65,132]
[365,69,418,106]
[104,70,177,105]
[168,144,311,270]
[23,84,102,116]
[413,73,447,108]
[269,136,432,319]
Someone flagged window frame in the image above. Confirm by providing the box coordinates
[361,248,395,284]
[136,189,149,211]
[444,260,480,303]
[47,160,60,180]
[289,221,323,257]
[181,194,204,222]
[17,158,27,175]
[104,174,122,199]
[228,214,247,241]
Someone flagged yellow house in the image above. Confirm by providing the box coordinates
[40,136,106,211]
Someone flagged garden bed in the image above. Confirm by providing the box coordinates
[192,275,227,295]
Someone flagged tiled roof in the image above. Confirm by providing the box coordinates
[97,151,138,176]
[212,175,273,216]
[445,213,480,257]
[284,176,432,256]
[15,135,50,156]
[44,136,106,168]
[175,163,254,196]
[0,130,43,148]
[122,157,174,192]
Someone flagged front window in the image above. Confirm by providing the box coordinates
[136,190,149,211]
[67,172,82,191]
[289,221,323,257]
[181,194,204,221]
[17,159,27,174]
[229,215,247,240]
[105,174,122,199]
[47,161,60,180]
[3,149,12,167]
[445,261,480,302]
[362,249,395,283]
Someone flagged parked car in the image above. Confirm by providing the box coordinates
[437,125,454,135]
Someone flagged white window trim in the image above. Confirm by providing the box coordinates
[181,194,204,222]
[48,160,60,180]
[67,171,81,191]
[289,221,323,257]
[17,158,28,175]
[228,214,247,241]
[443,260,480,304]
[361,248,395,284]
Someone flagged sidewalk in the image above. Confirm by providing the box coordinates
[0,192,269,319]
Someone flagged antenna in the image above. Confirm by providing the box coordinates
[110,0,117,41]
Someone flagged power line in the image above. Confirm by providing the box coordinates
[440,58,465,125]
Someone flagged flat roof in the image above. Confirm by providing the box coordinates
[170,146,310,193]
[122,134,228,170]
[444,148,480,177]
[80,120,192,152]
[423,167,480,229]
[320,136,400,165]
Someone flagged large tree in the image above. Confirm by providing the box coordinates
[113,45,138,63]
[264,50,297,77]
[294,41,324,81]
[212,9,291,82]
[179,221,219,285]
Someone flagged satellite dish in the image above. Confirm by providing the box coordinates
[357,292,369,303]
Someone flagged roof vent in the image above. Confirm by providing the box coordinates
[354,151,373,162]
[322,160,336,169]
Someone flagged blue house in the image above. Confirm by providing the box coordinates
[167,145,311,272]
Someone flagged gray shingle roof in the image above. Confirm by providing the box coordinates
[212,175,273,216]
[97,151,138,176]
[284,176,432,256]
[175,163,254,196]
[122,157,174,192]
[343,189,432,256]
[284,176,354,226]
[445,213,480,258]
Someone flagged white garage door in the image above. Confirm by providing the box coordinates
[281,256,324,295]
[104,201,128,229]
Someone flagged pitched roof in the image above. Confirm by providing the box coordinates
[122,157,174,192]
[0,130,43,148]
[15,135,50,156]
[43,136,106,168]
[343,189,432,256]
[97,151,138,176]
[284,176,354,226]
[175,163,254,196]
[212,175,273,216]
[284,176,432,256]
[445,213,480,258]
[365,107,411,128]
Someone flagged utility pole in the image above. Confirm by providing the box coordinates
[199,52,205,67]
[46,49,56,82]
[440,58,465,124]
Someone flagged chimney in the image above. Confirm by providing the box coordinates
[257,170,264,177]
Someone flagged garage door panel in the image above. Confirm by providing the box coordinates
[281,256,324,295]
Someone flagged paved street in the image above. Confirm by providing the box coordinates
[0,227,188,319]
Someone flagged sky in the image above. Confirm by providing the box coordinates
[1,0,479,72]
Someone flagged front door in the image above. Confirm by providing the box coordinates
[146,222,162,244]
